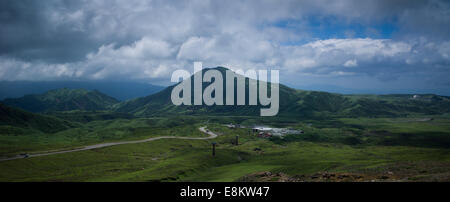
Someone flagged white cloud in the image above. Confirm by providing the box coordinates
[0,58,77,81]
[88,37,175,60]
[344,59,358,67]
[1,36,449,83]
[438,41,450,59]
[283,58,317,69]
[303,38,411,58]
[278,38,414,76]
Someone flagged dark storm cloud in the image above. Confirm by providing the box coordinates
[2,0,449,63]
[1,0,84,62]
[0,0,139,63]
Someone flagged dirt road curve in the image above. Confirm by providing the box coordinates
[0,127,217,162]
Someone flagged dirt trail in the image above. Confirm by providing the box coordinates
[0,126,217,162]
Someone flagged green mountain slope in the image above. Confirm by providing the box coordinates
[3,88,119,113]
[114,67,450,118]
[344,94,450,117]
[0,103,73,133]
[114,67,291,116]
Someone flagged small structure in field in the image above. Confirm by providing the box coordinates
[253,126,303,138]
[257,132,272,138]
[225,123,244,129]
[225,123,236,129]
[211,142,217,157]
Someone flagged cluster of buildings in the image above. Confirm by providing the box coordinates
[252,126,303,138]
[225,123,303,138]
[224,123,244,129]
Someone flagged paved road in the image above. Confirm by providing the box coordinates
[0,126,217,162]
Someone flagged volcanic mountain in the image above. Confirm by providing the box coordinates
[113,67,450,118]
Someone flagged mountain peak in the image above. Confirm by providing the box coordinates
[202,66,230,74]
[45,88,91,96]
[210,66,229,71]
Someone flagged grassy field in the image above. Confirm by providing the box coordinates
[0,117,208,156]
[0,116,449,182]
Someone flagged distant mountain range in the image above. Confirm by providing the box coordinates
[2,88,119,113]
[0,81,164,101]
[114,67,450,118]
[2,67,450,118]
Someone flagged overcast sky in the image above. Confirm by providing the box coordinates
[1,0,450,95]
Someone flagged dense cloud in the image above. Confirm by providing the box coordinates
[0,0,449,94]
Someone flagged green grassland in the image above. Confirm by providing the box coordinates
[0,116,449,182]
[0,116,208,157]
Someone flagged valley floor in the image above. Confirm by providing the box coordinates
[0,116,449,182]
[0,127,216,162]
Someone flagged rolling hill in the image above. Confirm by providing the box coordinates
[2,88,119,113]
[0,103,73,133]
[0,81,164,101]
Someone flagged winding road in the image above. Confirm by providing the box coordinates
[0,126,217,162]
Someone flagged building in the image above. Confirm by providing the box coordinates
[257,132,272,138]
[225,123,236,129]
[253,126,303,138]
[225,123,243,129]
